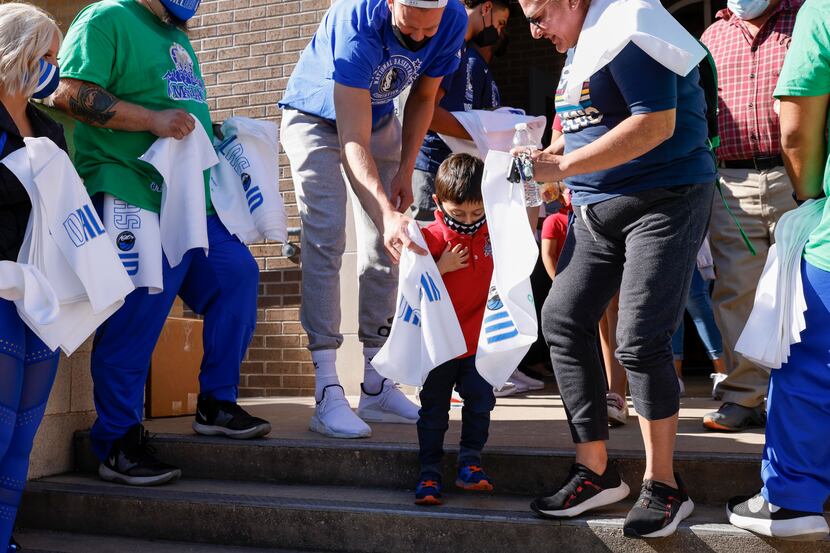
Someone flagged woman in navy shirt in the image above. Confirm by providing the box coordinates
[517,0,716,539]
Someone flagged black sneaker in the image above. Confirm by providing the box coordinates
[623,473,694,538]
[192,396,271,439]
[702,402,765,432]
[727,492,829,540]
[530,462,630,519]
[98,424,181,486]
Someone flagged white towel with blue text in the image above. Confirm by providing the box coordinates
[475,151,539,388]
[370,222,467,386]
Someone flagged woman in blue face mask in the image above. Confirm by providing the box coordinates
[0,4,65,552]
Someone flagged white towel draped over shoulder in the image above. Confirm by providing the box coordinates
[560,0,706,106]
[439,107,547,158]
[370,222,467,386]
[475,151,539,388]
[211,117,287,245]
[735,199,826,369]
[139,116,219,267]
[1,137,134,354]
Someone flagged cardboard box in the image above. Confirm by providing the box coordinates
[146,317,203,418]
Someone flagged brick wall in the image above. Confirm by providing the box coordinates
[37,0,93,30]
[188,0,327,397]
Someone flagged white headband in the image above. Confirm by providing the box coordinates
[397,0,448,8]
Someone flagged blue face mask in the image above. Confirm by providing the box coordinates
[159,0,202,21]
[32,59,60,100]
[727,0,770,20]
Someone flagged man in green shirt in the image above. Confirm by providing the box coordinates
[727,0,830,540]
[53,0,271,487]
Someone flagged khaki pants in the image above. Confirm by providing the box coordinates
[710,167,796,408]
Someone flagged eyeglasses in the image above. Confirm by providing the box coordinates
[526,0,554,29]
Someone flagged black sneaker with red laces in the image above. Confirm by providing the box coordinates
[530,462,630,519]
[623,473,694,538]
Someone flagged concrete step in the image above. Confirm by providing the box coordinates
[13,529,311,553]
[18,474,829,553]
[73,431,762,505]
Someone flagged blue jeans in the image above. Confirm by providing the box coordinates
[90,215,259,461]
[671,267,723,360]
[762,259,830,512]
[417,355,496,479]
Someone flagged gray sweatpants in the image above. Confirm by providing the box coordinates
[543,183,714,443]
[280,109,401,351]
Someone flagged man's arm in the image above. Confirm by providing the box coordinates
[779,94,830,200]
[333,82,426,262]
[428,88,471,139]
[391,75,445,210]
[52,78,196,138]
[527,110,675,182]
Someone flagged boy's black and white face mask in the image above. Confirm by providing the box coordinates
[439,204,486,235]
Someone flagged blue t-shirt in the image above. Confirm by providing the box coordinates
[415,44,500,174]
[556,43,716,205]
[279,0,467,127]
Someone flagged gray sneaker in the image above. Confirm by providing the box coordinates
[702,402,765,432]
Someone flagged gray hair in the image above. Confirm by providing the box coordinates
[0,2,61,97]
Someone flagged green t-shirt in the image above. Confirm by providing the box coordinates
[58,0,214,214]
[774,0,830,270]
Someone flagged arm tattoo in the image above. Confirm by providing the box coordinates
[68,83,120,126]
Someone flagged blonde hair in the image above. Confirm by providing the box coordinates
[0,2,61,97]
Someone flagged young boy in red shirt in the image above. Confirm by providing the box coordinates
[415,153,496,506]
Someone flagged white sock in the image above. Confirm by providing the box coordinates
[362,347,385,394]
[312,349,339,402]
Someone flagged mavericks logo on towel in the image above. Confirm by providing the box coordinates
[63,205,106,248]
[371,56,421,104]
[112,199,142,276]
[397,297,421,327]
[419,272,441,303]
[216,136,265,214]
[164,43,207,104]
[483,286,519,344]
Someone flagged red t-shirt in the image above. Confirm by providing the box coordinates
[541,205,571,263]
[421,211,494,358]
[551,113,563,134]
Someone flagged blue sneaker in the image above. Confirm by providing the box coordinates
[456,464,494,491]
[415,477,443,506]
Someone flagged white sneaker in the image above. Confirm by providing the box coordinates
[493,382,519,397]
[607,392,628,427]
[710,373,727,400]
[309,385,372,439]
[357,379,419,424]
[677,377,686,397]
[510,369,545,391]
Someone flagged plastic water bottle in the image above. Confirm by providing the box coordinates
[512,123,542,207]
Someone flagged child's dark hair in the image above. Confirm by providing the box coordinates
[464,0,510,11]
[435,153,484,205]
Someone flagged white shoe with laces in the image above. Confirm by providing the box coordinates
[357,379,419,424]
[310,384,372,439]
[493,382,519,397]
[607,392,628,427]
[510,369,545,391]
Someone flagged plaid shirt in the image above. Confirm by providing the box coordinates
[701,0,802,161]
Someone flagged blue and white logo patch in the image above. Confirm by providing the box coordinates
[483,286,518,344]
[371,55,421,104]
[164,43,207,104]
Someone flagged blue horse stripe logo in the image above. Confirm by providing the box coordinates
[483,310,518,344]
[420,272,441,303]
